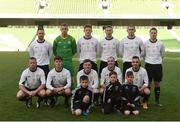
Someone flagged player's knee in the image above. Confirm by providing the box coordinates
[83,95,90,103]
[74,109,82,116]
[46,89,52,96]
[38,89,46,97]
[99,87,104,94]
[65,88,72,95]
[16,90,24,100]
[144,88,150,95]
[124,110,130,115]
[93,88,99,94]
[132,110,139,115]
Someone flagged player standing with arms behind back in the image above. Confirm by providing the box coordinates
[53,23,77,78]
[144,27,165,106]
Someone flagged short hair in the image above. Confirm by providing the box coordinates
[107,56,115,61]
[80,75,89,81]
[83,59,92,64]
[29,57,36,61]
[37,26,44,31]
[105,25,113,29]
[149,27,157,32]
[126,71,134,77]
[127,25,135,29]
[132,56,140,60]
[54,56,63,61]
[109,71,117,77]
[84,24,92,29]
[60,23,68,27]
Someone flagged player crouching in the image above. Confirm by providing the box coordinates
[16,57,46,108]
[71,75,92,116]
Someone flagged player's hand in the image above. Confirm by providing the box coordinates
[30,91,37,96]
[127,102,131,106]
[131,104,135,108]
[58,87,65,92]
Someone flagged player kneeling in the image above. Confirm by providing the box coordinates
[102,71,122,114]
[71,75,92,116]
[16,57,46,108]
[46,56,72,107]
[121,71,140,115]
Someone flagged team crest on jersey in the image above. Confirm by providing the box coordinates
[132,86,136,92]
[115,86,118,91]
[68,41,71,44]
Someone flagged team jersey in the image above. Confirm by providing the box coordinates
[29,40,52,66]
[100,66,122,86]
[77,69,99,89]
[103,81,122,103]
[125,67,149,88]
[144,39,165,64]
[53,35,77,75]
[77,36,99,63]
[46,68,71,90]
[99,37,119,62]
[53,35,76,60]
[119,36,144,62]
[71,86,92,111]
[121,84,140,107]
[19,67,45,90]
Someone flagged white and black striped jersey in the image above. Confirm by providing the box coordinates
[77,36,99,63]
[19,67,45,90]
[125,67,149,88]
[119,36,144,62]
[144,39,165,64]
[100,66,122,86]
[77,69,99,89]
[29,40,53,66]
[99,37,120,62]
[46,68,71,90]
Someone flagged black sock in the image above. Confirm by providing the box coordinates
[82,102,89,111]
[154,87,160,102]
[143,94,150,103]
[93,93,99,103]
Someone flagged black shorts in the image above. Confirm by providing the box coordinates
[123,62,132,79]
[99,61,118,78]
[79,61,98,72]
[145,63,163,82]
[37,65,49,79]
[73,102,82,110]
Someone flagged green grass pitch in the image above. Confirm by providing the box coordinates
[0,51,180,121]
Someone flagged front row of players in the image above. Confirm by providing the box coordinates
[17,56,150,116]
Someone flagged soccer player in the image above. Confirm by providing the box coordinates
[46,56,72,107]
[102,71,121,114]
[99,25,119,77]
[144,27,165,106]
[16,57,46,108]
[119,25,144,80]
[121,71,140,115]
[29,27,52,79]
[76,59,99,105]
[125,56,150,109]
[71,75,92,116]
[100,56,122,95]
[53,23,77,77]
[77,24,99,72]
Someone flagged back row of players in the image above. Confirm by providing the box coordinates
[17,23,165,116]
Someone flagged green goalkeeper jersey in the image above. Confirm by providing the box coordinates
[53,35,77,75]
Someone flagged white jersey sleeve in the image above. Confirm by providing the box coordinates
[46,70,54,90]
